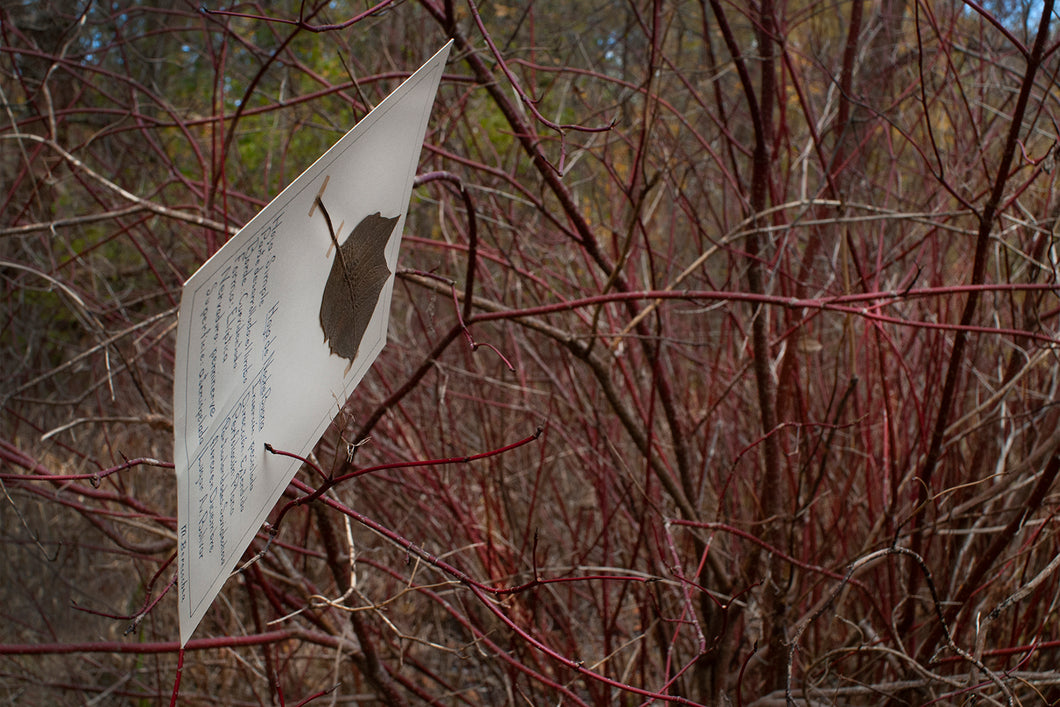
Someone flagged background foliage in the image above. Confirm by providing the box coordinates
[3,0,1060,704]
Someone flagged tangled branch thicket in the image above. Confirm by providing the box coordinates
[2,0,1060,704]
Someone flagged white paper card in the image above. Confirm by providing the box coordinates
[173,42,451,646]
